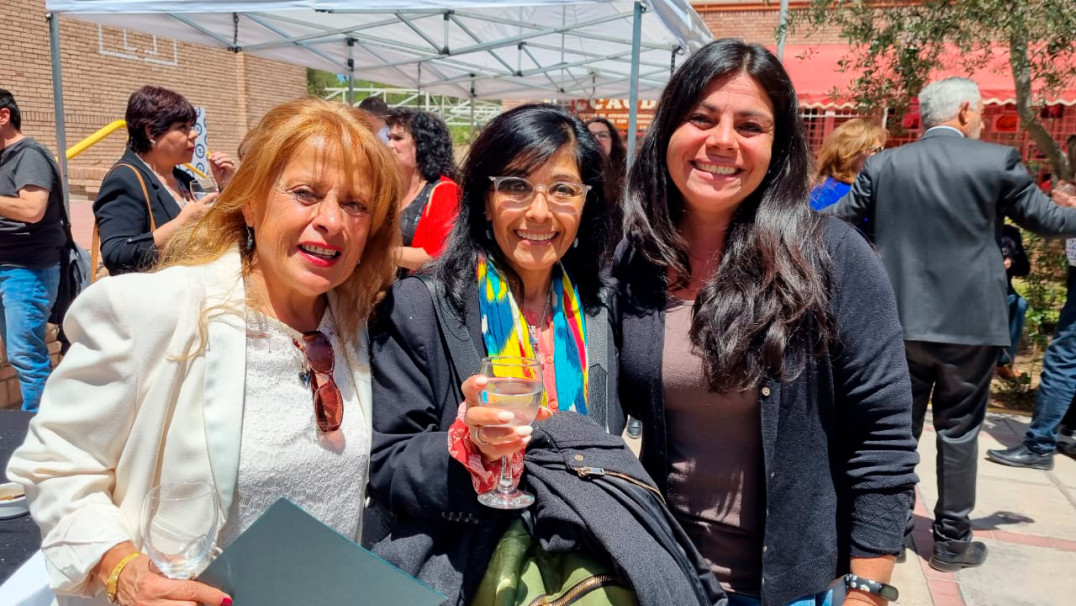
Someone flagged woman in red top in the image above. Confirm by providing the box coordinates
[386,108,460,273]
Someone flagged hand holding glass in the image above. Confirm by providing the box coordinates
[476,356,544,509]
[141,481,220,579]
[189,179,219,202]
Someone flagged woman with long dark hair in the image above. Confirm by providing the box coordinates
[367,103,628,600]
[617,38,918,606]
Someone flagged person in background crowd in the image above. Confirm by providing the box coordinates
[988,235,1076,470]
[386,108,460,274]
[828,77,1076,572]
[585,117,627,207]
[93,86,236,275]
[618,39,918,606]
[810,118,886,241]
[358,96,391,144]
[7,98,401,606]
[0,89,64,413]
[368,103,623,599]
[995,223,1029,381]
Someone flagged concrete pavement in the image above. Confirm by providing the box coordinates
[890,410,1076,606]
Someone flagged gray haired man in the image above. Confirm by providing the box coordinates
[827,77,1076,572]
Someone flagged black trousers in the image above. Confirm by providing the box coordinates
[904,340,1000,544]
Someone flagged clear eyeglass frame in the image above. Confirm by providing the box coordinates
[488,176,590,216]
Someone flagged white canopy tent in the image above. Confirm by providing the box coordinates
[43,0,713,191]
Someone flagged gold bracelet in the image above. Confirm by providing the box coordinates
[105,552,142,604]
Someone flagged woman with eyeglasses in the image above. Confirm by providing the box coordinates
[94,86,237,276]
[7,98,400,606]
[366,103,623,593]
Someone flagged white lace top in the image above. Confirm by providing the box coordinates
[217,308,369,547]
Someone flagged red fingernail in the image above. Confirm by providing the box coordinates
[221,597,233,606]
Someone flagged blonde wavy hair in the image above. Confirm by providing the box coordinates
[157,98,402,348]
[814,118,888,185]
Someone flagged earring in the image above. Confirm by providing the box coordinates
[150,139,156,147]
[485,224,494,240]
[355,258,363,271]
[245,225,255,252]
[572,237,579,249]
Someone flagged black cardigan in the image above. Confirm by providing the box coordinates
[93,149,194,275]
[615,217,919,605]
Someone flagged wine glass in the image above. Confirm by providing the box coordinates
[476,356,544,510]
[189,179,219,202]
[141,481,220,579]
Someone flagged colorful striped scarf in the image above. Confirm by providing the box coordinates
[476,257,589,413]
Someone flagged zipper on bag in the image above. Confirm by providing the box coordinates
[525,573,619,606]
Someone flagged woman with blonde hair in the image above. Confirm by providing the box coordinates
[810,118,887,213]
[7,97,400,606]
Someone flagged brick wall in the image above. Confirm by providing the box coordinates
[695,2,848,46]
[0,1,307,408]
[0,0,307,196]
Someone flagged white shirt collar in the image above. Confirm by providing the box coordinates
[925,125,965,138]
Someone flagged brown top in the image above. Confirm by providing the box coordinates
[662,297,764,597]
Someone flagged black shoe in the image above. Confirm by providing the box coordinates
[986,444,1054,470]
[625,418,643,439]
[896,534,916,563]
[929,540,988,572]
[1058,441,1076,458]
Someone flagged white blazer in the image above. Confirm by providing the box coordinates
[5,249,372,604]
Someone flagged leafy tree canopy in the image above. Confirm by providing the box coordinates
[795,0,1076,180]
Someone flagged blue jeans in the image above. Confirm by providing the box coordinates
[0,265,60,412]
[1026,267,1076,453]
[998,291,1028,366]
[728,589,833,606]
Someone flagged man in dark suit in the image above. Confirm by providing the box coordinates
[828,77,1076,572]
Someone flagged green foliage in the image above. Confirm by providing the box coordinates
[306,69,342,97]
[796,0,1076,180]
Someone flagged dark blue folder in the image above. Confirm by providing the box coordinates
[197,498,445,606]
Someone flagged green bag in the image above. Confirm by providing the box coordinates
[472,518,637,606]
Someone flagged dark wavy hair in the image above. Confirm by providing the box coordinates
[435,103,611,312]
[386,108,457,182]
[585,117,627,201]
[624,38,833,392]
[125,86,197,154]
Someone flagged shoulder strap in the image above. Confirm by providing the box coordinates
[112,163,157,231]
[417,274,483,388]
[584,288,610,429]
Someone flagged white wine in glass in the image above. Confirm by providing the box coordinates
[476,356,544,510]
[140,481,220,579]
[189,179,219,202]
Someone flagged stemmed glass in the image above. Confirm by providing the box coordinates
[140,481,220,579]
[189,178,219,202]
[476,356,544,510]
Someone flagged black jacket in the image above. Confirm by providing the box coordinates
[372,412,727,606]
[93,149,194,275]
[829,127,1076,346]
[616,218,919,605]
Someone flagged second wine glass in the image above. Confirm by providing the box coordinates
[141,481,220,579]
[476,356,544,510]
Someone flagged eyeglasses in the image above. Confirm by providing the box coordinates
[589,130,612,140]
[293,331,343,432]
[488,176,590,216]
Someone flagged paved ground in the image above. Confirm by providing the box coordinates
[893,411,1076,606]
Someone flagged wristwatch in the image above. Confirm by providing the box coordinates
[844,573,899,601]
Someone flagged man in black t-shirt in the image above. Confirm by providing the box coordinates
[0,89,64,412]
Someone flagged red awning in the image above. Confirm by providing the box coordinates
[778,44,1076,108]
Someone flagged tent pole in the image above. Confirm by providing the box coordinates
[469,76,476,143]
[347,38,355,105]
[48,13,70,211]
[626,0,643,163]
[777,0,790,61]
